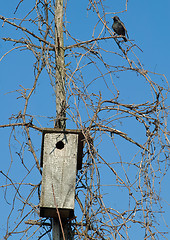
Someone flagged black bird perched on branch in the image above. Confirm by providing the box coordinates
[112,16,129,42]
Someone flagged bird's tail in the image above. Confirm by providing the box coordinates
[123,36,127,42]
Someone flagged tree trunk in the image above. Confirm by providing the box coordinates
[54,0,66,129]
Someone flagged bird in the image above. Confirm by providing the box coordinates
[112,16,129,42]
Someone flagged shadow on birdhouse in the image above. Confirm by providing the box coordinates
[40,128,84,219]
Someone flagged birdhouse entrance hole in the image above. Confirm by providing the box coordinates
[56,140,64,150]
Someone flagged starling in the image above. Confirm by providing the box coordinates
[112,16,129,42]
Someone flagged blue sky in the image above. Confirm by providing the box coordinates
[0,0,170,239]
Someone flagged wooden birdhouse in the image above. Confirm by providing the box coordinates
[40,128,84,219]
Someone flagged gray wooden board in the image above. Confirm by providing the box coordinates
[40,132,79,218]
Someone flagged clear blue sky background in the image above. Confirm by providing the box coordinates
[0,0,169,239]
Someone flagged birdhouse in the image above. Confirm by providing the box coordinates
[40,128,84,219]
